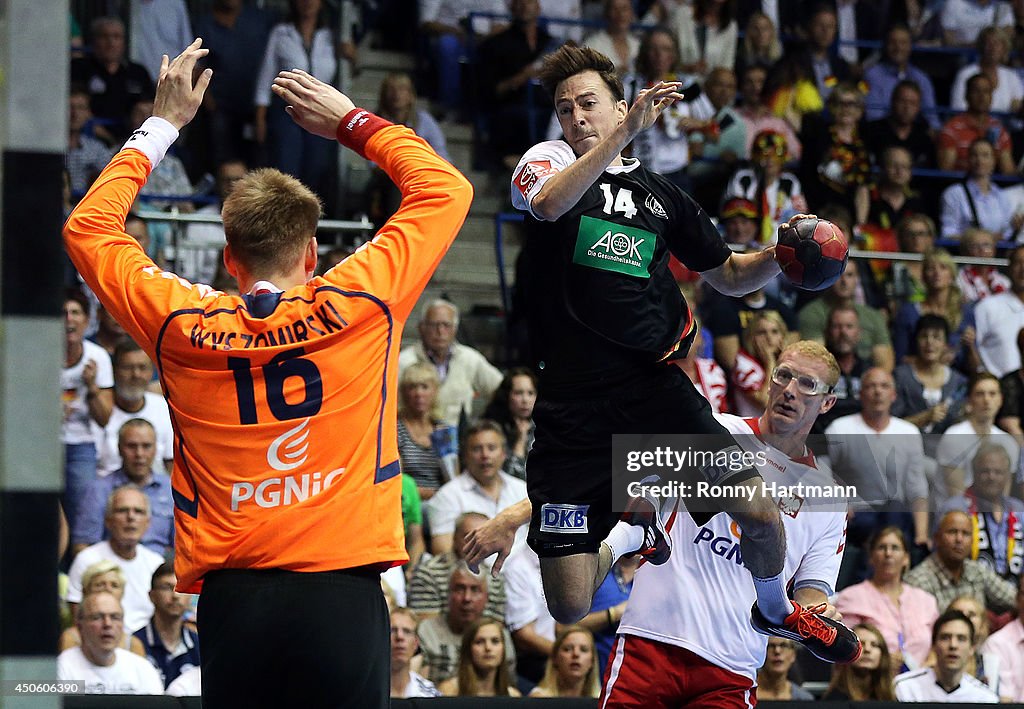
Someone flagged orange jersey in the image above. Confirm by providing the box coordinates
[64,126,473,592]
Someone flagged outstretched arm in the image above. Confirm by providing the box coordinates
[701,214,815,296]
[463,498,531,576]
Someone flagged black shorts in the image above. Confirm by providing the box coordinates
[527,365,758,558]
[198,566,389,708]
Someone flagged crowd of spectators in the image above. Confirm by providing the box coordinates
[58,0,1024,701]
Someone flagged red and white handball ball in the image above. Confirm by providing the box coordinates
[775,218,849,291]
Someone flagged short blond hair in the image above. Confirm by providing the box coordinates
[398,362,443,420]
[780,340,841,388]
[221,168,322,276]
[81,560,126,596]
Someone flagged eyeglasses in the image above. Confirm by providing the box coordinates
[83,612,124,623]
[423,321,455,330]
[771,366,834,396]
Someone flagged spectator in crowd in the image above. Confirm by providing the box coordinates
[724,129,807,244]
[736,64,802,161]
[798,265,895,369]
[621,27,715,190]
[826,368,931,550]
[941,0,1015,47]
[958,228,1012,303]
[936,372,1019,497]
[501,541,554,683]
[401,473,426,576]
[864,24,940,128]
[737,0,802,36]
[62,287,114,534]
[129,98,194,211]
[981,575,1024,702]
[893,249,978,369]
[582,0,641,76]
[937,73,1015,174]
[893,609,1000,701]
[702,275,798,372]
[904,510,1019,614]
[763,50,824,134]
[885,214,935,308]
[754,638,815,701]
[688,68,748,208]
[67,86,113,195]
[58,561,147,656]
[397,362,458,501]
[181,159,246,285]
[952,26,1024,114]
[719,197,761,249]
[975,246,1024,378]
[437,617,520,696]
[483,368,537,481]
[938,443,1024,583]
[816,305,870,432]
[855,146,926,231]
[673,324,729,414]
[941,138,1022,240]
[731,311,788,417]
[399,299,504,426]
[864,80,936,168]
[133,563,199,689]
[66,486,166,633]
[73,419,174,556]
[427,420,528,554]
[57,591,164,694]
[800,4,853,100]
[408,511,507,622]
[193,0,277,169]
[892,314,968,437]
[418,563,515,683]
[996,331,1024,476]
[128,0,192,83]
[835,526,940,670]
[528,626,600,698]
[418,0,507,119]
[946,594,1002,693]
[70,17,155,143]
[254,0,339,200]
[822,624,897,700]
[886,0,946,45]
[668,0,738,77]
[735,12,781,75]
[96,339,174,477]
[538,0,583,42]
[475,0,558,169]
[91,303,130,356]
[800,82,871,213]
[390,608,442,698]
[368,72,450,224]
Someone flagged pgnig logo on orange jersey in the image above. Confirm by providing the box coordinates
[230,418,345,511]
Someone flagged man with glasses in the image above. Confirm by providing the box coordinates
[66,485,165,633]
[398,299,503,425]
[134,563,199,688]
[57,590,164,694]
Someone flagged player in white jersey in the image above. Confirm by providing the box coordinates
[467,341,861,708]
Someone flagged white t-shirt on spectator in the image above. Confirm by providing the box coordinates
[65,541,165,633]
[974,291,1024,378]
[894,667,999,702]
[95,392,175,476]
[502,541,556,642]
[62,340,114,444]
[165,666,201,696]
[426,471,528,541]
[57,646,164,695]
[940,0,1013,46]
[935,421,1021,497]
[950,64,1024,113]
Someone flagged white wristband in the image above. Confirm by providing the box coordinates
[121,116,179,171]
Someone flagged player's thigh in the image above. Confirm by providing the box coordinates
[600,635,677,709]
[539,553,600,602]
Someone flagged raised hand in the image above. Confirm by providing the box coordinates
[622,81,684,136]
[271,69,356,140]
[153,39,212,131]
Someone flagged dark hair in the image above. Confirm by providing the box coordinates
[696,0,735,27]
[932,609,975,646]
[967,371,1000,395]
[914,313,950,341]
[483,368,538,450]
[463,419,508,447]
[868,525,909,554]
[151,561,175,587]
[635,27,679,79]
[968,136,996,154]
[891,79,922,106]
[64,286,90,315]
[966,72,992,93]
[539,43,624,103]
[112,336,145,368]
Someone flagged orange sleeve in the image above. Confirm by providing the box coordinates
[319,125,473,322]
[62,149,218,354]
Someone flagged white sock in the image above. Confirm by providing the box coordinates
[604,521,646,562]
[752,573,794,624]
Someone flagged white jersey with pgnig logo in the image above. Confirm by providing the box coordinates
[617,414,848,681]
